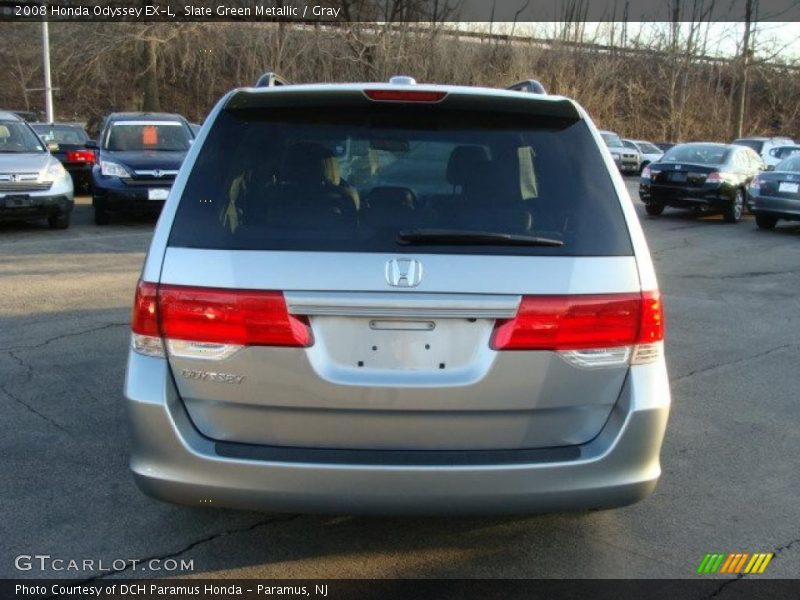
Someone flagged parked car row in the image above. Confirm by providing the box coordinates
[0,110,196,228]
[638,140,800,229]
[2,100,798,233]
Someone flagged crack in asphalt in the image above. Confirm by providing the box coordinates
[60,515,302,588]
[1,348,71,433]
[699,534,800,599]
[0,323,126,437]
[671,343,797,384]
[3,344,69,432]
[0,322,128,354]
[0,381,70,434]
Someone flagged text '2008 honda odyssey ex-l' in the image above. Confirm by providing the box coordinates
[124,78,670,514]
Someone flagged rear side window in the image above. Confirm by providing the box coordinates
[168,106,632,256]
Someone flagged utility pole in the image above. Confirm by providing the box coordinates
[42,20,54,122]
[733,0,754,140]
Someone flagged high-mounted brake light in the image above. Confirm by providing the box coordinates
[130,282,313,359]
[490,291,664,367]
[364,89,447,103]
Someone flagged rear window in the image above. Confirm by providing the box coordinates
[663,144,729,165]
[776,156,800,172]
[168,106,632,256]
[32,124,88,145]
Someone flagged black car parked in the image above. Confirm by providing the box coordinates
[639,142,764,223]
[31,123,95,193]
[747,154,800,229]
[89,112,194,225]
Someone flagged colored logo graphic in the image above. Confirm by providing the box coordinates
[697,552,774,574]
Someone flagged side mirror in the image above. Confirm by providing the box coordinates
[85,140,98,149]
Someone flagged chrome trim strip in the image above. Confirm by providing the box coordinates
[133,170,179,176]
[285,291,520,318]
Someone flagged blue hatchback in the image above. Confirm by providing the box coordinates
[89,113,194,225]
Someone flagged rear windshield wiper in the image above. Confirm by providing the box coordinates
[397,229,564,247]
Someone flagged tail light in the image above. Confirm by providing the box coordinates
[749,176,761,194]
[65,150,96,164]
[364,89,447,103]
[490,291,664,367]
[131,281,313,359]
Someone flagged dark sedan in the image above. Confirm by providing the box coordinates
[31,123,95,193]
[639,142,764,223]
[89,112,193,225]
[747,154,800,229]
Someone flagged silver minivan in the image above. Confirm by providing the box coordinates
[124,79,670,514]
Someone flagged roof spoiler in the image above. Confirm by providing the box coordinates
[254,72,290,88]
[507,80,547,95]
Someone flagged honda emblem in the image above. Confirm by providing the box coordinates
[385,258,423,288]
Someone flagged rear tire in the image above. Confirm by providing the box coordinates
[645,202,664,216]
[47,212,71,230]
[94,201,110,225]
[755,214,778,230]
[723,190,744,223]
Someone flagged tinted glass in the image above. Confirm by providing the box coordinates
[169,107,632,257]
[733,139,764,154]
[775,156,800,172]
[32,124,88,145]
[776,146,800,159]
[601,132,624,148]
[0,120,46,153]
[638,142,662,154]
[663,144,729,165]
[105,122,190,151]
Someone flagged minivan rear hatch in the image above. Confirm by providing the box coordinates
[157,86,641,451]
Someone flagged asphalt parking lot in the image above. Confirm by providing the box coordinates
[2,183,799,582]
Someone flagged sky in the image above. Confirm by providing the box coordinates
[457,21,800,62]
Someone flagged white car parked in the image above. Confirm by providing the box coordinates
[764,144,800,170]
[732,136,795,169]
[623,140,664,173]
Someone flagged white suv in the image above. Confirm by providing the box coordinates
[732,136,794,169]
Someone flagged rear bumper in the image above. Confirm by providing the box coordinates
[747,194,800,220]
[639,183,731,208]
[125,353,671,515]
